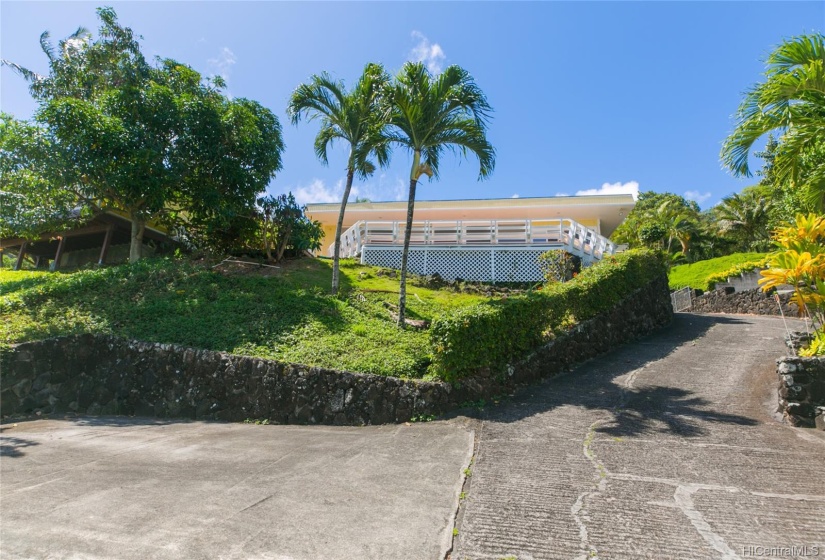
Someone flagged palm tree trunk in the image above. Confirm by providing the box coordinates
[398,176,418,329]
[129,214,145,263]
[332,167,356,295]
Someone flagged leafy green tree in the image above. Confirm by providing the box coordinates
[382,62,495,327]
[287,64,390,295]
[721,34,825,211]
[754,136,819,226]
[611,191,700,251]
[257,193,323,263]
[0,113,78,239]
[3,7,284,261]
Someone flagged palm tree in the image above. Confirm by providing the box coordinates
[721,34,825,210]
[382,62,495,327]
[713,189,772,251]
[657,200,697,256]
[287,63,390,295]
[2,27,91,88]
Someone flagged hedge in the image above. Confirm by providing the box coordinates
[705,257,770,290]
[428,249,667,381]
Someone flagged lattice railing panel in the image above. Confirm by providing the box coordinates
[493,250,544,282]
[426,249,492,282]
[361,246,553,282]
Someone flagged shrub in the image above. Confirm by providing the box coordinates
[537,249,579,283]
[428,249,666,381]
[760,213,825,356]
[705,257,771,289]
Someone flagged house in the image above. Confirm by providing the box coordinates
[305,194,634,282]
[0,211,177,271]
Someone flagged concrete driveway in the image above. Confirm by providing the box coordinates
[1,418,473,560]
[454,314,825,560]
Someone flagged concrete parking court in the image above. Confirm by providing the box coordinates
[1,417,473,560]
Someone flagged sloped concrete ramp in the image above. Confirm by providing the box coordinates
[455,314,825,559]
[1,418,473,560]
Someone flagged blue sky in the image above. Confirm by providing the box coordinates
[2,2,823,209]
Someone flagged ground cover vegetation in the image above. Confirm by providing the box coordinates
[0,249,663,379]
[0,258,486,377]
[668,252,770,291]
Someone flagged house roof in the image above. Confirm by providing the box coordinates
[306,194,635,237]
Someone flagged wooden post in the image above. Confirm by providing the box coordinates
[98,224,115,265]
[13,241,27,271]
[50,236,66,271]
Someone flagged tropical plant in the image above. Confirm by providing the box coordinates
[713,188,773,251]
[381,62,495,327]
[611,191,701,254]
[287,63,390,295]
[657,199,699,256]
[759,213,825,355]
[2,7,284,262]
[721,34,825,211]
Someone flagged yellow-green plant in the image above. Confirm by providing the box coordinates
[760,214,825,355]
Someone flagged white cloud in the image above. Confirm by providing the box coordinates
[287,175,407,206]
[511,194,519,198]
[352,175,406,202]
[208,47,236,81]
[684,190,712,204]
[575,181,639,200]
[555,192,571,197]
[292,179,342,205]
[409,31,446,74]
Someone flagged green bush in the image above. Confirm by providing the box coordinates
[428,250,666,381]
[704,257,770,290]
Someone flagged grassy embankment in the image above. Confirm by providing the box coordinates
[0,258,488,379]
[668,252,769,291]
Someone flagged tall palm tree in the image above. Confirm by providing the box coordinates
[287,64,390,295]
[721,34,825,210]
[382,62,495,327]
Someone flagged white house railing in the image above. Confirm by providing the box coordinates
[329,218,616,262]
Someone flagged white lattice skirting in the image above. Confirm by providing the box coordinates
[361,246,561,282]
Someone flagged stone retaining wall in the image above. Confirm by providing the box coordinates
[776,356,825,429]
[690,287,798,316]
[0,275,672,425]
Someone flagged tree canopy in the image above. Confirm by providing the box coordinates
[2,7,284,261]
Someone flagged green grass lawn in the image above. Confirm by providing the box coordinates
[0,257,489,378]
[668,252,769,291]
